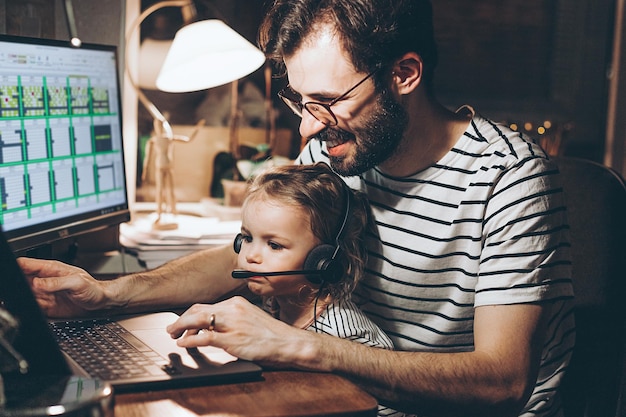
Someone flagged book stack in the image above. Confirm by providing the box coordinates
[119,212,240,270]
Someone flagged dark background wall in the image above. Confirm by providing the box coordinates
[0,0,618,162]
[0,0,124,48]
[432,0,614,162]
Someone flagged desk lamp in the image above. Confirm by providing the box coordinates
[126,0,265,230]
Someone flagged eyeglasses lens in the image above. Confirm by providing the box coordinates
[303,103,336,126]
[278,87,338,126]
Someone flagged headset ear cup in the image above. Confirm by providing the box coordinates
[233,233,243,254]
[304,244,343,284]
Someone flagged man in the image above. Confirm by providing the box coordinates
[19,1,575,416]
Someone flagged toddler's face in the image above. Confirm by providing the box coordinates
[238,198,320,298]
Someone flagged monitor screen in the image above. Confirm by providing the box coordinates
[0,34,130,252]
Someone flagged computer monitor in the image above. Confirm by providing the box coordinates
[0,34,130,253]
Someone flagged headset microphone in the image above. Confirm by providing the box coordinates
[232,238,342,284]
[231,269,323,279]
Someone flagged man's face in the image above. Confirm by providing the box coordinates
[284,28,408,176]
[315,88,408,176]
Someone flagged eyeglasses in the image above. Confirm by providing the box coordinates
[278,67,381,126]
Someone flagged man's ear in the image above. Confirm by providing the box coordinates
[391,52,423,95]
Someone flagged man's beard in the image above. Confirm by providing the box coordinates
[315,89,408,176]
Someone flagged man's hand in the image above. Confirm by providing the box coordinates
[167,296,314,367]
[17,257,112,318]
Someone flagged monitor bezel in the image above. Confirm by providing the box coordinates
[0,34,131,252]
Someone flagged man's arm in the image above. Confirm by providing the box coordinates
[335,303,549,417]
[19,244,242,317]
[168,298,549,417]
[111,244,244,312]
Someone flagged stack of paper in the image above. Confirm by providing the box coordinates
[120,213,240,269]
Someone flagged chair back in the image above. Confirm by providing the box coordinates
[554,156,626,417]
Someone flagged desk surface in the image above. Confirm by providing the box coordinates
[114,370,378,417]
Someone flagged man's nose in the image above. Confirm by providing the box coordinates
[298,111,327,139]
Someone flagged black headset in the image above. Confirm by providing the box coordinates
[232,183,352,285]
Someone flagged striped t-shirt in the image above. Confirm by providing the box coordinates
[296,110,576,417]
[306,300,408,417]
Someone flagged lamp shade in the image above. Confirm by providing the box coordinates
[156,20,266,93]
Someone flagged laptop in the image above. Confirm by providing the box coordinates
[0,226,262,392]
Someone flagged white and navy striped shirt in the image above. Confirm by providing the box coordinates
[297,110,576,417]
[307,300,407,417]
[305,299,394,348]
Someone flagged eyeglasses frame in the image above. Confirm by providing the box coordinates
[277,67,382,126]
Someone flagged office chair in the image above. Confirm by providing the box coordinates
[553,156,626,417]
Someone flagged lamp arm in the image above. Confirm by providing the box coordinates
[136,88,173,138]
[125,0,196,140]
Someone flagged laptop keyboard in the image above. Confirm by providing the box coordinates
[49,319,169,380]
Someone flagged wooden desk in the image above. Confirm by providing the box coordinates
[114,370,378,417]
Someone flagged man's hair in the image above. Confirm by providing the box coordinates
[258,0,438,91]
[244,162,373,301]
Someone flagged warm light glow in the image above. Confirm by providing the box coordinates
[543,120,552,129]
[538,126,546,134]
[156,20,266,92]
[138,38,172,89]
[510,123,518,131]
[524,122,533,131]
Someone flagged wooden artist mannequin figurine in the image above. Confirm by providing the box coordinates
[141,118,205,230]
